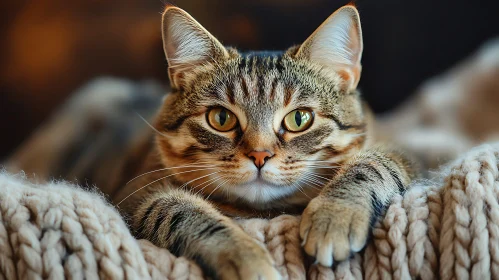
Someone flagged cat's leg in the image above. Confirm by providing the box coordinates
[134,189,281,280]
[300,145,418,266]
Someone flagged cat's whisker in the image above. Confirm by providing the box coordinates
[306,165,342,169]
[299,179,319,191]
[300,176,324,189]
[300,159,342,164]
[304,162,342,166]
[305,183,323,192]
[306,163,342,171]
[135,112,169,138]
[206,179,229,200]
[306,172,331,182]
[299,186,313,200]
[179,171,220,190]
[297,160,322,162]
[307,175,328,187]
[300,180,322,192]
[305,163,341,166]
[126,163,218,185]
[306,166,341,177]
[192,175,221,191]
[179,171,220,189]
[292,180,312,200]
[194,176,225,196]
[303,172,325,183]
[117,167,218,206]
[303,181,322,190]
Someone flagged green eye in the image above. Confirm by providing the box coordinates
[283,109,313,132]
[207,107,238,132]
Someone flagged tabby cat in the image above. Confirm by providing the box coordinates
[117,4,417,279]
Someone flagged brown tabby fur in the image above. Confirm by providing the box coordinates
[109,4,420,280]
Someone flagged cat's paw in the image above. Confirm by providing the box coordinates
[299,196,370,266]
[216,236,281,280]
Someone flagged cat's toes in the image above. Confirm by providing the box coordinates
[219,258,281,280]
[300,196,370,266]
[217,237,281,280]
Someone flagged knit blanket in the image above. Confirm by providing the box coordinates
[1,142,499,279]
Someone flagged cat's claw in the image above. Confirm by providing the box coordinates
[299,195,370,266]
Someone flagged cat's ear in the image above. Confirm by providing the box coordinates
[162,6,229,89]
[295,5,363,91]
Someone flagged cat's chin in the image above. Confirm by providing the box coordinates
[228,178,299,206]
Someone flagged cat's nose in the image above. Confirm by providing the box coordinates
[247,150,274,169]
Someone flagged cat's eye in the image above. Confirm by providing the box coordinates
[207,107,238,132]
[283,109,314,132]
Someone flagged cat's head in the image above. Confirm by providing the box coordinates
[155,5,368,207]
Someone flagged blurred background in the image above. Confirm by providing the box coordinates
[1,0,498,160]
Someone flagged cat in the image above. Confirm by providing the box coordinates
[113,4,418,280]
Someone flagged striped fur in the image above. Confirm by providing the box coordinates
[117,4,419,279]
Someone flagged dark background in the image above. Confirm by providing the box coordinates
[1,0,498,159]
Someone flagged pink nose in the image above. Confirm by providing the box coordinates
[247,150,274,168]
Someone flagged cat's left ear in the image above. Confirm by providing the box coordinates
[295,5,363,91]
[161,6,229,90]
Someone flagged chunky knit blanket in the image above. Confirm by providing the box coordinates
[2,142,499,279]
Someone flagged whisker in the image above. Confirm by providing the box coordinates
[206,179,229,200]
[117,167,217,206]
[305,162,342,166]
[126,163,217,185]
[306,172,331,182]
[194,176,225,196]
[299,160,342,164]
[293,180,312,200]
[309,176,328,187]
[300,176,324,189]
[303,173,324,183]
[303,181,322,190]
[300,180,322,192]
[192,175,220,191]
[179,171,220,190]
[136,112,168,137]
[306,165,342,169]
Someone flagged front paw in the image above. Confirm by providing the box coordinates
[299,196,371,266]
[216,235,281,280]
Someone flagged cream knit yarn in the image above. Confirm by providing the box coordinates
[1,143,499,279]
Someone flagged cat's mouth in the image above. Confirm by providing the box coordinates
[242,168,286,187]
[252,176,277,186]
[225,173,300,205]
[229,181,297,204]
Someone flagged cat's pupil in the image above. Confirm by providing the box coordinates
[295,111,302,127]
[219,109,227,126]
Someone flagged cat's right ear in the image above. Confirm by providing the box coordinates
[295,5,363,92]
[162,6,229,90]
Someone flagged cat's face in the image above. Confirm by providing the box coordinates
[155,5,367,207]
